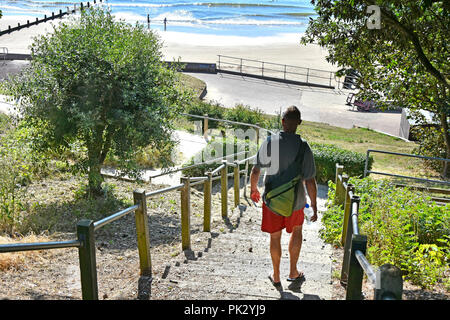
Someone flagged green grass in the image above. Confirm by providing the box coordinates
[178,73,206,98]
[297,121,437,180]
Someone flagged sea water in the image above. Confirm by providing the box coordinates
[0,0,317,37]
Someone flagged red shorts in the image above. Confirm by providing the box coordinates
[261,202,304,234]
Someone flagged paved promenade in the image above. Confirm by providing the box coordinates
[186,72,403,138]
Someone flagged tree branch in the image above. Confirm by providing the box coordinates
[375,5,450,90]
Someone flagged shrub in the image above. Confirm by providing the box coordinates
[184,101,226,129]
[310,143,373,184]
[182,136,257,177]
[322,177,450,289]
[224,104,269,129]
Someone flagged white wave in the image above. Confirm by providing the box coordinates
[150,10,305,27]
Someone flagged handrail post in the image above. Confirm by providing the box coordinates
[221,161,228,218]
[77,219,98,300]
[203,114,209,139]
[338,173,348,206]
[243,159,249,198]
[133,189,152,276]
[345,234,367,300]
[180,176,191,250]
[341,195,357,285]
[335,163,344,205]
[341,182,354,247]
[204,172,212,232]
[233,161,240,207]
[375,264,403,300]
[255,127,260,147]
[364,150,370,177]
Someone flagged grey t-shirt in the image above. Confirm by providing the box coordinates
[254,132,316,211]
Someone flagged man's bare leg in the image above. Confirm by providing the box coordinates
[288,225,303,279]
[269,230,282,283]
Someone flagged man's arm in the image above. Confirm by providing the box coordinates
[304,177,318,222]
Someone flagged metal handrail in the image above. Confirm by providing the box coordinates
[93,205,140,231]
[364,149,450,186]
[336,163,403,300]
[181,112,273,132]
[217,55,337,88]
[0,240,81,253]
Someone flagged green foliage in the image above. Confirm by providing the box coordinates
[302,0,450,173]
[310,143,373,184]
[184,101,226,129]
[321,177,450,289]
[0,122,46,234]
[224,104,269,129]
[184,102,273,130]
[6,7,189,196]
[410,124,447,173]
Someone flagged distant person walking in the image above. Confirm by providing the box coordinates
[249,105,318,289]
[164,17,167,31]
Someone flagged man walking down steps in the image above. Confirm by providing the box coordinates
[250,105,318,291]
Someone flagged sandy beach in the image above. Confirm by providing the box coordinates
[0,14,337,72]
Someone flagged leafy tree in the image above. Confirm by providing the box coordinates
[7,7,189,196]
[301,0,449,177]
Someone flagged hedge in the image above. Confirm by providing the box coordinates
[181,139,372,184]
[310,143,373,184]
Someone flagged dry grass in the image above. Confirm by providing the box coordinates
[0,234,54,271]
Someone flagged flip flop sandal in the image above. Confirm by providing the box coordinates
[287,273,305,282]
[268,275,282,289]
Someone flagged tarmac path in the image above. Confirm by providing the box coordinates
[186,72,403,138]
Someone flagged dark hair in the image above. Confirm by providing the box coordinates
[282,105,301,122]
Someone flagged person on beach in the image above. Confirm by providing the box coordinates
[249,105,318,289]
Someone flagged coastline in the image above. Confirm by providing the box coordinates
[0,14,336,72]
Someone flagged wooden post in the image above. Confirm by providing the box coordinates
[180,177,191,250]
[133,189,152,276]
[203,172,212,232]
[255,127,260,147]
[345,234,367,300]
[77,219,98,300]
[243,158,249,198]
[341,194,356,285]
[334,163,344,205]
[375,264,403,300]
[341,182,354,247]
[203,114,209,140]
[338,174,348,205]
[234,161,240,207]
[221,161,228,218]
